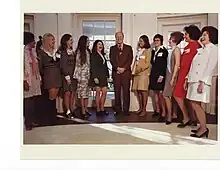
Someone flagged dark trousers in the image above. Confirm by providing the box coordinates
[24,97,36,127]
[113,72,131,113]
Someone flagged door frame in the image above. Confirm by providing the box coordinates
[157,13,208,47]
[72,13,121,49]
[24,14,34,33]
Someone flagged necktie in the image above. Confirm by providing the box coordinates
[118,44,122,55]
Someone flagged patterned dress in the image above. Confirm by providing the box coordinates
[73,50,90,98]
[24,46,41,98]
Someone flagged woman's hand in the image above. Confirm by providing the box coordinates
[65,75,71,85]
[67,79,71,85]
[170,78,175,87]
[197,81,204,93]
[24,81,29,91]
[157,76,164,83]
[117,67,125,74]
[94,78,99,84]
[183,79,188,91]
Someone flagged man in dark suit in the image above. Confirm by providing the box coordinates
[109,32,133,115]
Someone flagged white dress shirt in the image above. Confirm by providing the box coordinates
[187,43,218,86]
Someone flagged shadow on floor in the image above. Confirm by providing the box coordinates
[34,107,217,128]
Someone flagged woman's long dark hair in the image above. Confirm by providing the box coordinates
[139,35,151,49]
[92,40,105,55]
[76,35,89,65]
[58,34,72,53]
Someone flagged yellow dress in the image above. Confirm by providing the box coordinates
[132,48,152,91]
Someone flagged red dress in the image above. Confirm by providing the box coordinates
[173,41,200,98]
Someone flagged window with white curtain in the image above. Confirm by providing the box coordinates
[82,20,117,92]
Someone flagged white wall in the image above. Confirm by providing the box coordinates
[122,13,157,49]
[34,13,58,46]
[34,13,75,48]
[57,13,73,44]
[208,13,218,28]
[32,13,217,50]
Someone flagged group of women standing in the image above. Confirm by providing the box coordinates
[23,32,110,130]
[24,24,218,139]
[131,25,218,138]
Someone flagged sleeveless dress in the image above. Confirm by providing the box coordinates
[163,47,180,97]
[173,41,200,98]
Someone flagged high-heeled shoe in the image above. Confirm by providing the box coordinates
[190,128,209,138]
[82,113,88,119]
[86,111,92,116]
[158,116,166,122]
[191,128,200,133]
[165,121,172,125]
[190,121,197,126]
[139,111,147,117]
[177,120,191,128]
[152,111,160,118]
[134,109,142,115]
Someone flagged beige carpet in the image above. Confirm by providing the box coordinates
[23,122,217,145]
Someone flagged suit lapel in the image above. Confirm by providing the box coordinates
[115,45,119,65]
[97,52,106,65]
[154,48,163,62]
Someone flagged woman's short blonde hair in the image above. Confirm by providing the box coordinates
[42,33,54,43]
[42,33,55,49]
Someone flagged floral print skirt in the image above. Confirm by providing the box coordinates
[77,79,90,99]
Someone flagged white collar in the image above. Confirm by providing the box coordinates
[117,43,123,48]
[67,49,73,55]
[43,48,60,59]
[204,42,215,49]
[137,47,145,52]
[154,45,164,51]
[43,48,56,56]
